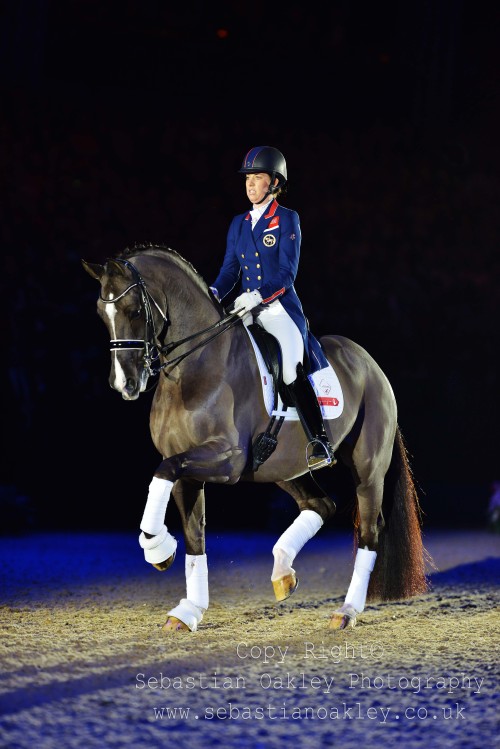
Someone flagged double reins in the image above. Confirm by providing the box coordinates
[158,312,241,372]
[99,258,241,376]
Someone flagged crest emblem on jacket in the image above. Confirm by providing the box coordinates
[263,234,276,247]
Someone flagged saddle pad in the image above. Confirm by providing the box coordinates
[245,326,344,421]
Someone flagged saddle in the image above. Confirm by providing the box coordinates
[247,324,291,406]
[247,324,291,471]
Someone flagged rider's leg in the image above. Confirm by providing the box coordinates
[255,301,335,470]
[255,300,304,386]
[287,363,336,469]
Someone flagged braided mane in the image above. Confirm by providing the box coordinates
[120,242,210,296]
[118,242,222,313]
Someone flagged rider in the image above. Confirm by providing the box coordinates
[210,146,335,470]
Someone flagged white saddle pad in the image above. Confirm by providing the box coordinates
[245,327,344,421]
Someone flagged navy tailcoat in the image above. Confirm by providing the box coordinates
[213,199,328,373]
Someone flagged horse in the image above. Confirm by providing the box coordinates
[82,243,428,632]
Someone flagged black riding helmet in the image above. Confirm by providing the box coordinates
[238,146,287,195]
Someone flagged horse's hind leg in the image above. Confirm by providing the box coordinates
[163,479,208,633]
[272,475,336,601]
[329,437,392,630]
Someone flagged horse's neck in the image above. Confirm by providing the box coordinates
[166,294,254,385]
[153,256,260,388]
[166,286,221,342]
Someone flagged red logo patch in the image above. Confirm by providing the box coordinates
[318,397,339,407]
[268,216,280,229]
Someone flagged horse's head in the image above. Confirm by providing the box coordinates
[82,257,166,400]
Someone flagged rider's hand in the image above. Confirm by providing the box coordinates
[232,290,263,317]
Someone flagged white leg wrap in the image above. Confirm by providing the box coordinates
[139,525,177,565]
[271,548,294,581]
[272,510,323,580]
[167,599,204,632]
[165,555,209,632]
[140,477,174,536]
[273,510,323,562]
[345,547,377,613]
[185,554,209,610]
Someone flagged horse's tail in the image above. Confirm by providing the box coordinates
[367,426,431,601]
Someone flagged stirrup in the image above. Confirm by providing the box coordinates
[306,439,336,470]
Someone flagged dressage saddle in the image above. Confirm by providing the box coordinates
[247,323,291,472]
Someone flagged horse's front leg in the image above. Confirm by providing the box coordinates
[163,479,208,633]
[139,440,245,632]
[140,439,244,564]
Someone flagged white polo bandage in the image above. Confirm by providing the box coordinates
[140,477,174,535]
[167,599,204,632]
[345,547,377,613]
[272,510,323,563]
[139,525,177,565]
[185,554,209,610]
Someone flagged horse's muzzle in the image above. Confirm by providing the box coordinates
[110,375,146,400]
[121,377,141,400]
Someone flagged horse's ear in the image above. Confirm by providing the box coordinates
[105,259,127,277]
[82,259,105,281]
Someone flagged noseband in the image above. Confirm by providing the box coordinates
[100,257,241,378]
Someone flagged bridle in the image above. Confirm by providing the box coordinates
[99,258,241,377]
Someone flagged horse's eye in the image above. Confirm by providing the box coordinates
[130,309,141,320]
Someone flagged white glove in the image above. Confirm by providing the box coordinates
[232,290,263,317]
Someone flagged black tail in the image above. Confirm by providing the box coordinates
[367,427,431,601]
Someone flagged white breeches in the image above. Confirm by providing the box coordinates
[254,300,304,385]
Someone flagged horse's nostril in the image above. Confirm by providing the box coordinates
[125,378,136,393]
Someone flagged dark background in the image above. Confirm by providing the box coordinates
[0,1,498,534]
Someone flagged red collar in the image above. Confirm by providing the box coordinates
[245,199,279,221]
[264,199,279,219]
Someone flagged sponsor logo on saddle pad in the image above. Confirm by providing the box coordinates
[246,328,344,421]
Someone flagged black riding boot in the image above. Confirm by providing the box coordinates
[287,364,336,470]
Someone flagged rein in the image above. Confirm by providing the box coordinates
[157,313,241,372]
[100,257,241,377]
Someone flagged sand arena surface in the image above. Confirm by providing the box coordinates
[0,529,499,748]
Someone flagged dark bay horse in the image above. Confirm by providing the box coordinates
[82,244,428,632]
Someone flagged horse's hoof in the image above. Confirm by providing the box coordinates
[328,606,356,629]
[329,612,356,630]
[273,573,299,602]
[163,616,191,632]
[152,551,176,572]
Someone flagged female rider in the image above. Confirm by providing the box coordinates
[210,146,335,470]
